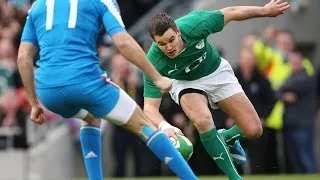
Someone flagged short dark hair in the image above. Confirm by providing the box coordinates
[148,12,178,39]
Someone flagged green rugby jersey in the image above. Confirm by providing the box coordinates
[144,10,224,98]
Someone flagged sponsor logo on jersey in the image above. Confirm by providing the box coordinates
[185,52,206,73]
[168,64,178,75]
[166,52,207,75]
[195,39,205,49]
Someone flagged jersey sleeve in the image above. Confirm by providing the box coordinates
[98,0,127,36]
[178,10,224,38]
[21,12,38,46]
[143,74,162,98]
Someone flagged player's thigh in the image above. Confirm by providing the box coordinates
[168,78,215,132]
[179,90,214,132]
[36,87,80,118]
[206,58,262,138]
[73,78,122,120]
[100,88,157,137]
[81,78,154,131]
[207,58,244,108]
[102,88,137,126]
[217,92,262,139]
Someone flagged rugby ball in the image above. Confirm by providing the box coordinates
[169,135,193,160]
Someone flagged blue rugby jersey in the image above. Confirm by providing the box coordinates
[21,0,126,88]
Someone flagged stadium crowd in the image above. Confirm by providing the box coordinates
[0,0,319,177]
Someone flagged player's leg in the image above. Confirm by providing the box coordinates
[213,90,260,166]
[179,91,242,180]
[82,76,196,179]
[36,86,104,180]
[202,58,258,165]
[217,92,262,142]
[74,110,104,180]
[210,58,262,142]
[104,89,198,180]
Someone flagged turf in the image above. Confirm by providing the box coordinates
[75,174,320,180]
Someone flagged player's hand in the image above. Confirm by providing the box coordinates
[263,0,290,17]
[159,121,184,140]
[153,76,173,93]
[30,104,46,125]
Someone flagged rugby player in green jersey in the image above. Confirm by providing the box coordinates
[143,0,290,179]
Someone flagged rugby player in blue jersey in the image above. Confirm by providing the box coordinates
[17,0,197,179]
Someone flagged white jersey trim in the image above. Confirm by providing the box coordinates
[101,0,125,27]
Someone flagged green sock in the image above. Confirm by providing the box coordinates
[221,125,245,144]
[200,128,242,180]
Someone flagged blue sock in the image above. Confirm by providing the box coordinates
[80,126,103,180]
[142,126,198,180]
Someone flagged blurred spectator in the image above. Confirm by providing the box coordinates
[236,48,275,120]
[253,29,314,90]
[109,52,161,177]
[0,1,64,149]
[109,52,143,177]
[262,24,278,48]
[234,48,278,174]
[0,66,17,127]
[0,38,17,73]
[117,0,160,28]
[279,47,317,174]
[242,32,260,50]
[317,68,320,108]
[0,37,19,128]
[0,2,26,148]
[248,29,315,145]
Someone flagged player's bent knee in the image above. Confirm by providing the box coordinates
[74,109,89,120]
[244,119,263,139]
[83,112,101,127]
[73,109,100,127]
[83,117,101,127]
[192,114,214,132]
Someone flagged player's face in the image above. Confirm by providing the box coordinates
[153,28,182,59]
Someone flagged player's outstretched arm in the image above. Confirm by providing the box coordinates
[112,32,172,93]
[112,32,160,81]
[144,97,183,139]
[221,0,290,25]
[17,43,45,125]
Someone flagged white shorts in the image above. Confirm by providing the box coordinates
[104,89,137,125]
[169,58,243,109]
[73,88,136,125]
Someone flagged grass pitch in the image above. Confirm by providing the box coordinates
[76,174,320,180]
